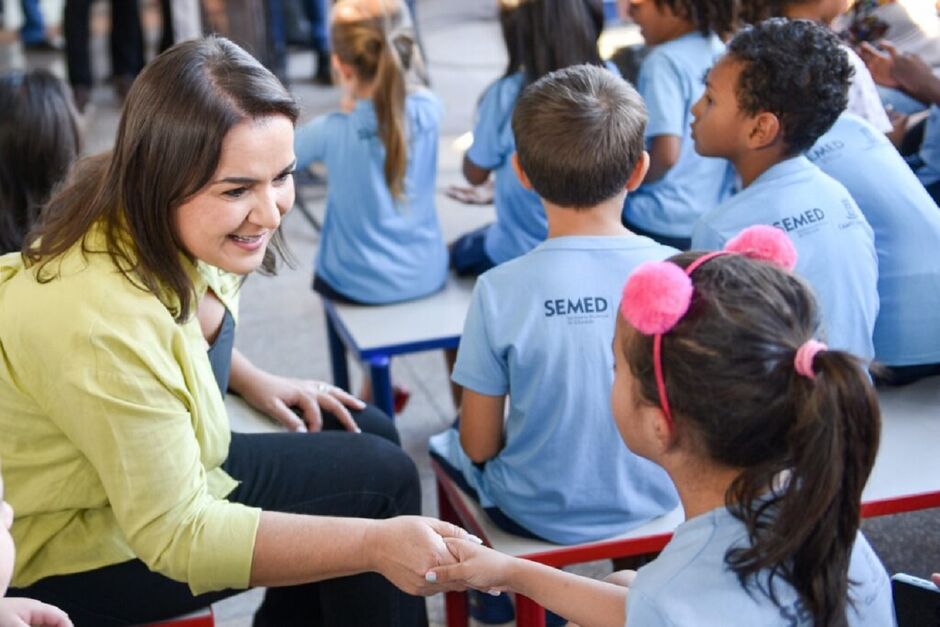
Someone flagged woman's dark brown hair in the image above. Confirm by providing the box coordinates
[0,70,80,254]
[623,252,881,626]
[24,36,299,323]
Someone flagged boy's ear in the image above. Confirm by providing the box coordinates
[626,151,651,192]
[510,152,534,190]
[747,112,783,150]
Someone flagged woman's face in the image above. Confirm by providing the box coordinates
[174,115,295,276]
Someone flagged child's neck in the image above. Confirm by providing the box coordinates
[544,194,632,238]
[662,453,740,520]
[659,20,698,44]
[732,145,794,189]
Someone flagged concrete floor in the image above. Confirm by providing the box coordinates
[1,1,938,625]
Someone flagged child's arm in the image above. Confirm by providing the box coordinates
[0,598,73,627]
[459,390,506,463]
[644,135,681,184]
[428,538,628,627]
[463,154,492,186]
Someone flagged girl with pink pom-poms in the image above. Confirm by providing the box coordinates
[425,225,893,627]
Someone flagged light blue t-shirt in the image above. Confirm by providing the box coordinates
[808,113,940,366]
[294,90,448,304]
[916,105,940,187]
[627,506,894,626]
[429,235,679,544]
[692,156,879,362]
[624,32,735,238]
[469,64,621,265]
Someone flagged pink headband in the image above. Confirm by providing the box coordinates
[620,225,799,426]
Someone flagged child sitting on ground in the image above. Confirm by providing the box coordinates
[690,18,879,362]
[807,111,940,384]
[450,0,613,275]
[294,0,446,306]
[430,62,678,624]
[621,0,737,249]
[427,227,893,627]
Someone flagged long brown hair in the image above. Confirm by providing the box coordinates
[623,253,880,626]
[332,1,418,198]
[24,36,298,323]
[0,70,80,254]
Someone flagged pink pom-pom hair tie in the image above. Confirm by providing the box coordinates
[619,225,798,426]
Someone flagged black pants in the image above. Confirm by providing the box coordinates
[63,0,144,88]
[10,408,428,627]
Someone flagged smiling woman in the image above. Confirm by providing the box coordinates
[0,36,472,627]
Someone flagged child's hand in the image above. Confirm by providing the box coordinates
[0,597,72,627]
[424,537,517,595]
[858,41,898,88]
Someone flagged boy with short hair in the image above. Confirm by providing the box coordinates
[430,64,678,553]
[690,18,879,361]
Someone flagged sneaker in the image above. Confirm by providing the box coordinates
[468,590,514,624]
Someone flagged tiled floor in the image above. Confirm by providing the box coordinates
[2,1,938,625]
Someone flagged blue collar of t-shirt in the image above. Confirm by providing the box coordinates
[748,155,815,190]
[533,234,668,254]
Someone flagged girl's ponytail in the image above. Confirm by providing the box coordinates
[373,31,408,199]
[727,349,880,626]
[331,6,411,200]
[623,253,882,627]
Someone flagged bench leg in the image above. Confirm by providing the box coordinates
[368,355,394,418]
[436,476,469,626]
[516,594,547,627]
[444,590,469,627]
[325,314,350,392]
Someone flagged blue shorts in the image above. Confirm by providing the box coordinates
[450,225,497,277]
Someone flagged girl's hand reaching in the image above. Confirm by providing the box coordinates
[424,537,517,595]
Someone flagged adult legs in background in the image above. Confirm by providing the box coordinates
[64,0,143,110]
[109,0,144,98]
[20,0,48,46]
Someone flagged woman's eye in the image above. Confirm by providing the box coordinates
[223,187,247,199]
[274,171,294,184]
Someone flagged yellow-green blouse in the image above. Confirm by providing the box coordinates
[0,227,261,594]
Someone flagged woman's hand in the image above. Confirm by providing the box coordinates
[364,517,482,596]
[0,598,73,627]
[234,363,365,433]
[424,536,518,595]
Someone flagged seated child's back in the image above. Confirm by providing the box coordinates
[808,112,940,370]
[431,64,678,544]
[622,0,736,245]
[690,19,879,361]
[455,0,616,271]
[295,1,447,304]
